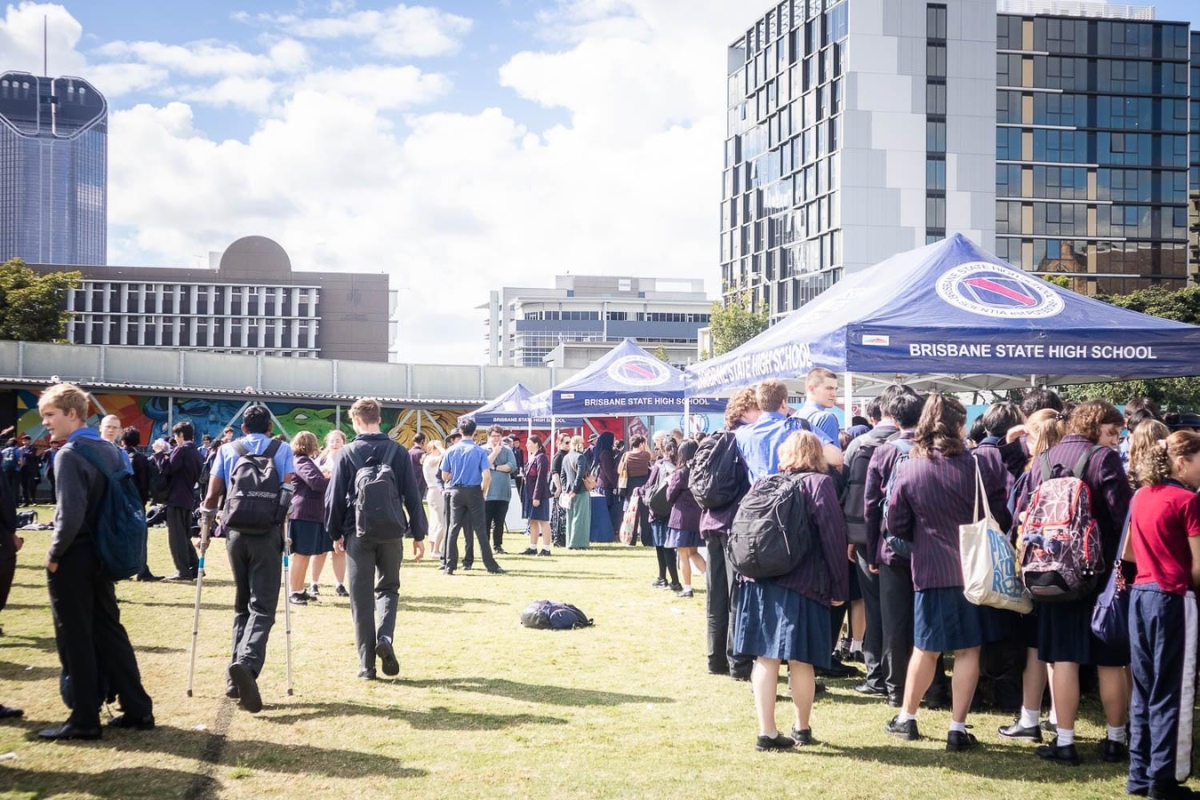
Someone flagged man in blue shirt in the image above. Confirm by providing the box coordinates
[440,418,503,575]
[201,405,294,714]
[796,367,841,448]
[734,379,811,482]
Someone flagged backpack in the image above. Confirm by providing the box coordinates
[1,447,17,474]
[222,440,287,533]
[520,600,594,630]
[346,446,407,539]
[62,441,147,581]
[689,430,749,510]
[16,509,37,527]
[727,473,817,579]
[646,462,676,519]
[880,439,915,559]
[842,428,901,545]
[149,460,170,504]
[1019,446,1105,602]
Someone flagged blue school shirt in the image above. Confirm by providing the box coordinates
[213,434,295,482]
[797,400,839,448]
[441,441,489,488]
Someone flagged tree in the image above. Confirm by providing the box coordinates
[652,344,670,363]
[1060,285,1200,410]
[0,259,81,342]
[709,290,769,356]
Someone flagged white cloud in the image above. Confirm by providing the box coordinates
[95,37,308,78]
[81,62,168,97]
[0,1,86,75]
[260,4,472,58]
[179,76,278,110]
[297,65,451,109]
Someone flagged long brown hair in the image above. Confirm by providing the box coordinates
[1128,420,1170,488]
[912,393,966,458]
[1139,431,1200,487]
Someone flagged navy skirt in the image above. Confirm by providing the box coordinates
[1037,596,1129,666]
[290,519,332,556]
[522,492,549,521]
[664,527,702,548]
[733,580,831,668]
[914,587,985,652]
[648,520,668,547]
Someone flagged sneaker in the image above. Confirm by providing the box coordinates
[650,578,667,588]
[288,591,308,606]
[308,583,320,595]
[755,733,796,752]
[884,715,919,741]
[946,730,978,752]
[997,720,1043,743]
[335,584,349,598]
[495,547,508,555]
[302,590,319,602]
[357,669,377,681]
[835,637,853,660]
[676,587,694,598]
[537,549,551,557]
[1035,739,1081,766]
[1098,738,1128,763]
[789,727,815,746]
[521,548,538,556]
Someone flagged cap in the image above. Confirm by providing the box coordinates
[446,427,463,440]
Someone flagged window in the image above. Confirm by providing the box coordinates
[927,5,946,41]
[926,158,946,191]
[929,83,947,116]
[927,121,946,153]
[926,45,946,78]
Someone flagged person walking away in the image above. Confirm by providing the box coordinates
[562,435,593,551]
[37,383,154,739]
[201,405,294,714]
[619,435,652,506]
[521,434,552,556]
[1125,431,1200,799]
[1,439,22,507]
[409,432,428,501]
[441,419,503,574]
[121,428,163,582]
[645,438,680,588]
[734,431,848,750]
[324,398,427,680]
[316,430,349,597]
[287,432,332,606]
[883,394,1011,752]
[422,441,446,557]
[153,421,205,581]
[19,435,40,506]
[593,431,621,540]
[484,426,517,554]
[665,439,705,598]
[1012,400,1132,766]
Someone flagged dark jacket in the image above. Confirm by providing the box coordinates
[760,472,849,606]
[154,441,204,509]
[666,466,702,533]
[20,443,39,475]
[0,458,16,562]
[409,446,428,495]
[864,432,914,568]
[49,434,128,562]
[324,432,428,541]
[124,445,152,505]
[524,451,550,506]
[290,454,329,523]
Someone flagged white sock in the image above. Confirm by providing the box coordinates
[1049,708,1058,726]
[1057,727,1075,746]
[1019,707,1039,729]
[1107,724,1127,744]
[850,640,863,654]
[682,583,691,591]
[898,711,917,723]
[949,721,967,734]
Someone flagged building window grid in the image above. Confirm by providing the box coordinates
[926,4,948,242]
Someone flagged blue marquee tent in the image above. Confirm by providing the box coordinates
[685,234,1200,397]
[462,383,539,427]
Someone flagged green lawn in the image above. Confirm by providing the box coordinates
[0,507,1147,798]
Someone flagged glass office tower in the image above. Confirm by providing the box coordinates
[994,10,1190,293]
[0,72,107,266]
[1189,30,1200,277]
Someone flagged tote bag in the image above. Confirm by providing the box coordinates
[619,495,640,545]
[1090,508,1132,650]
[960,461,1033,614]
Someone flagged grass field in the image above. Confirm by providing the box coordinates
[0,508,1149,798]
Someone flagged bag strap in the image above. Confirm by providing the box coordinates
[1072,445,1103,480]
[971,455,994,523]
[64,440,121,483]
[1115,503,1134,566]
[232,441,250,459]
[264,439,282,461]
[345,446,368,475]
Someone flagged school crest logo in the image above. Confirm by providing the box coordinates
[936,262,1064,319]
[607,356,671,387]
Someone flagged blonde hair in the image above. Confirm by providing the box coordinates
[38,383,90,420]
[777,430,827,474]
[320,429,347,460]
[291,430,319,458]
[1025,408,1067,468]
[1128,420,1170,488]
[570,435,585,452]
[724,387,759,428]
[1138,430,1200,487]
[349,397,382,424]
[805,367,837,390]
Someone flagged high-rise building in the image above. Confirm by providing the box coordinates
[482,276,712,367]
[723,1,1195,322]
[1189,30,1200,274]
[0,72,107,266]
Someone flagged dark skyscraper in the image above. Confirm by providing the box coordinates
[0,71,107,266]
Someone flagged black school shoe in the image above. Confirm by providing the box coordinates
[789,727,815,746]
[1148,783,1200,799]
[227,663,263,714]
[997,720,1042,742]
[1035,739,1080,766]
[755,733,796,752]
[884,716,919,741]
[107,713,155,731]
[1098,738,1128,763]
[854,681,887,697]
[37,721,102,741]
[376,639,400,677]
[946,730,978,752]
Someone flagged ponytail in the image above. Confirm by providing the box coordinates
[1139,431,1200,487]
[912,393,966,458]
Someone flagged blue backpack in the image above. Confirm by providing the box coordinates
[1,447,18,474]
[520,600,594,630]
[63,441,147,581]
[880,439,916,559]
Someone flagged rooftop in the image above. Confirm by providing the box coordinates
[995,0,1155,19]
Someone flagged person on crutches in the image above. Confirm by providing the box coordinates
[201,406,295,713]
[187,509,214,697]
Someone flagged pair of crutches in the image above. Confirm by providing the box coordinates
[186,511,294,698]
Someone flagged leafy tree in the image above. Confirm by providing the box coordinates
[1060,286,1200,410]
[1042,274,1070,289]
[709,290,769,356]
[652,344,670,364]
[0,259,81,343]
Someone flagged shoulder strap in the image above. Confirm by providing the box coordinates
[232,441,250,459]
[345,446,368,474]
[264,439,282,460]
[1072,444,1104,480]
[63,440,120,481]
[1038,451,1053,481]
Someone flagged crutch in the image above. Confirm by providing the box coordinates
[187,510,214,697]
[282,532,294,696]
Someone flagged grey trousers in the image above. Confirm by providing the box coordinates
[446,486,497,572]
[345,534,402,672]
[226,527,282,679]
[166,505,199,575]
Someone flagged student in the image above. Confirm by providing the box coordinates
[549,433,571,549]
[19,435,40,506]
[1013,400,1132,765]
[483,426,517,555]
[409,432,428,503]
[422,441,446,557]
[316,429,349,597]
[665,439,705,598]
[1,439,21,506]
[618,435,652,504]
[120,428,163,583]
[592,431,621,541]
[520,434,552,556]
[324,398,427,680]
[562,435,593,551]
[287,431,331,606]
[734,430,848,751]
[883,394,1011,752]
[646,437,680,589]
[0,456,20,720]
[1125,431,1200,799]
[735,380,810,481]
[441,418,504,574]
[37,383,154,739]
[201,405,295,714]
[152,421,205,581]
[796,367,841,448]
[42,443,58,503]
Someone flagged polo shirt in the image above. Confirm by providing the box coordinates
[213,433,295,483]
[485,445,517,502]
[1131,481,1200,596]
[441,440,489,488]
[796,400,839,448]
[734,411,807,482]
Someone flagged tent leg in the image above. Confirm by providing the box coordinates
[844,371,854,427]
[684,398,690,436]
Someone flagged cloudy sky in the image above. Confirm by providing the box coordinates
[2,1,1199,364]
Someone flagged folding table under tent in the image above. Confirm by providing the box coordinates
[684,234,1200,406]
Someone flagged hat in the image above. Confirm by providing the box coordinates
[1167,412,1200,431]
[446,427,463,440]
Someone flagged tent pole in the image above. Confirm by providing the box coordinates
[845,371,854,427]
[684,398,690,436]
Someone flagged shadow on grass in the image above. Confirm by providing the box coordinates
[258,700,567,731]
[403,676,675,707]
[0,661,58,680]
[492,570,616,581]
[0,635,58,652]
[0,765,215,799]
[398,595,502,613]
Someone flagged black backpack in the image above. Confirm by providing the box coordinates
[728,473,816,579]
[841,427,900,545]
[222,440,287,533]
[520,600,594,630]
[689,430,749,510]
[149,459,170,504]
[346,446,406,539]
[646,462,676,519]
